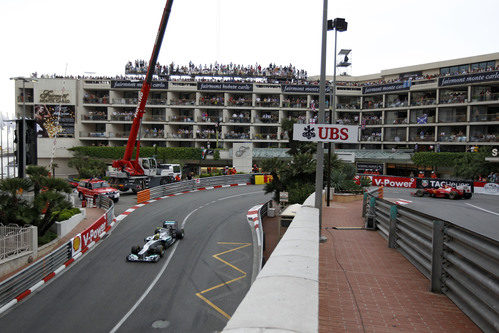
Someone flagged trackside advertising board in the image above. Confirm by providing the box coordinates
[71,214,108,256]
[416,178,474,192]
[355,175,417,188]
[293,124,358,143]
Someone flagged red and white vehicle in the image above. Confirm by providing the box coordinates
[77,179,120,203]
[413,185,472,200]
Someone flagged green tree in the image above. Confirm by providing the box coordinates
[0,177,33,226]
[27,165,50,198]
[68,151,107,178]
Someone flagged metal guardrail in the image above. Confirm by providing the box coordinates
[144,174,253,201]
[363,191,499,332]
[0,196,115,310]
[0,225,34,260]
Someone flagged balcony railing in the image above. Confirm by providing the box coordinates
[385,101,408,108]
[439,95,467,104]
[199,99,225,106]
[385,117,408,125]
[438,135,467,142]
[337,104,360,110]
[363,118,383,125]
[169,99,196,106]
[410,98,436,106]
[360,135,382,142]
[147,99,167,105]
[253,133,278,140]
[384,136,406,142]
[82,115,107,121]
[227,100,252,107]
[253,116,279,124]
[196,132,220,139]
[409,116,435,124]
[362,102,383,109]
[84,97,109,104]
[336,119,358,125]
[225,133,250,139]
[169,116,194,122]
[109,132,130,138]
[143,131,165,138]
[167,133,193,139]
[288,117,307,124]
[80,132,108,138]
[143,115,166,122]
[227,117,251,123]
[112,98,138,105]
[256,100,280,107]
[470,92,499,102]
[469,134,498,142]
[110,114,134,121]
[438,115,467,123]
[410,135,435,142]
[197,116,221,123]
[470,114,499,122]
[282,101,306,108]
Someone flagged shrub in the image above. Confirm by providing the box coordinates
[38,230,57,246]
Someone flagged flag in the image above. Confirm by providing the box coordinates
[417,114,428,124]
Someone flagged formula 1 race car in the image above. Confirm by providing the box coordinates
[126,221,185,263]
[413,185,472,200]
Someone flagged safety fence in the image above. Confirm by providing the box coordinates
[138,174,253,203]
[363,191,499,332]
[0,225,35,261]
[246,200,272,274]
[0,196,115,313]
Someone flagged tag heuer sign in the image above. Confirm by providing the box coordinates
[293,124,358,143]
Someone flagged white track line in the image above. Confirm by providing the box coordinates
[109,190,262,332]
[465,203,499,216]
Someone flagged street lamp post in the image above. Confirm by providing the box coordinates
[326,18,348,206]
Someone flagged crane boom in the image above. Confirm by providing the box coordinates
[112,0,174,175]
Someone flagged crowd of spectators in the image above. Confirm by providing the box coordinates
[143,128,164,138]
[227,96,252,106]
[196,128,218,139]
[439,91,467,104]
[125,60,308,80]
[30,62,499,89]
[255,96,279,107]
[168,128,193,138]
[111,111,134,121]
[225,131,250,139]
[83,92,109,104]
[199,96,224,106]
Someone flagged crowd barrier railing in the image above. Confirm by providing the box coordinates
[363,190,499,332]
[137,174,253,203]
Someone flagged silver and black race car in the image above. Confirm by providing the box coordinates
[126,221,185,263]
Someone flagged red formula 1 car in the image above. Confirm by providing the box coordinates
[413,185,472,199]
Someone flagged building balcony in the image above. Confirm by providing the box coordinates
[385,118,408,125]
[385,101,408,108]
[360,135,382,142]
[253,116,279,124]
[438,96,467,104]
[437,135,467,142]
[143,131,165,138]
[17,96,34,103]
[110,114,134,121]
[410,99,436,107]
[470,92,499,103]
[470,114,499,122]
[196,133,220,140]
[438,115,467,123]
[336,104,360,110]
[169,99,196,106]
[143,115,166,122]
[409,135,435,142]
[167,133,193,139]
[197,116,221,123]
[227,100,252,107]
[282,101,306,108]
[226,117,251,124]
[256,101,280,108]
[469,135,498,142]
[112,98,138,105]
[199,99,225,106]
[80,131,108,138]
[363,118,383,125]
[362,102,383,109]
[169,116,195,122]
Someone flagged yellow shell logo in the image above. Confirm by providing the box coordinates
[73,235,81,252]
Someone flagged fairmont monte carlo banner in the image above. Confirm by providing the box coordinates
[438,71,499,87]
[293,124,359,143]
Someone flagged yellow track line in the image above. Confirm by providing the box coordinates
[195,242,251,320]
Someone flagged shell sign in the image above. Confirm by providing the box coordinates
[71,234,82,256]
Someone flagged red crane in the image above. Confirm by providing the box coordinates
[112,0,174,176]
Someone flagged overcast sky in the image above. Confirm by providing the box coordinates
[1,0,498,118]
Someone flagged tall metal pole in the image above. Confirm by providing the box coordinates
[21,80,27,178]
[326,29,338,206]
[315,0,328,242]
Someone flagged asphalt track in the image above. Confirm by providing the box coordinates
[383,188,499,241]
[0,185,271,333]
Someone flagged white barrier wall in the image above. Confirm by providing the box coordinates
[224,194,319,333]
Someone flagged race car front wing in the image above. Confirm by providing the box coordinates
[126,253,160,263]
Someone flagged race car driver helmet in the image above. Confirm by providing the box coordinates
[153,233,160,240]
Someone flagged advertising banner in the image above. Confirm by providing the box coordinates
[35,105,75,138]
[111,80,168,89]
[474,182,499,195]
[293,124,358,143]
[80,215,108,249]
[362,81,411,94]
[197,82,253,91]
[282,85,331,94]
[438,71,499,87]
[416,178,474,192]
[371,176,416,188]
[356,163,383,173]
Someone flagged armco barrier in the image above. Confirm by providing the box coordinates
[363,191,499,332]
[224,193,318,333]
[0,196,115,314]
[138,174,253,203]
[246,200,271,273]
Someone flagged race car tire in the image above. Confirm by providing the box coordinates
[175,229,185,240]
[463,193,472,199]
[78,192,84,200]
[113,198,119,203]
[131,245,141,255]
[415,189,424,197]
[448,191,458,200]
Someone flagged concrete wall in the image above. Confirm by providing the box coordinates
[51,208,86,238]
[224,193,319,333]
